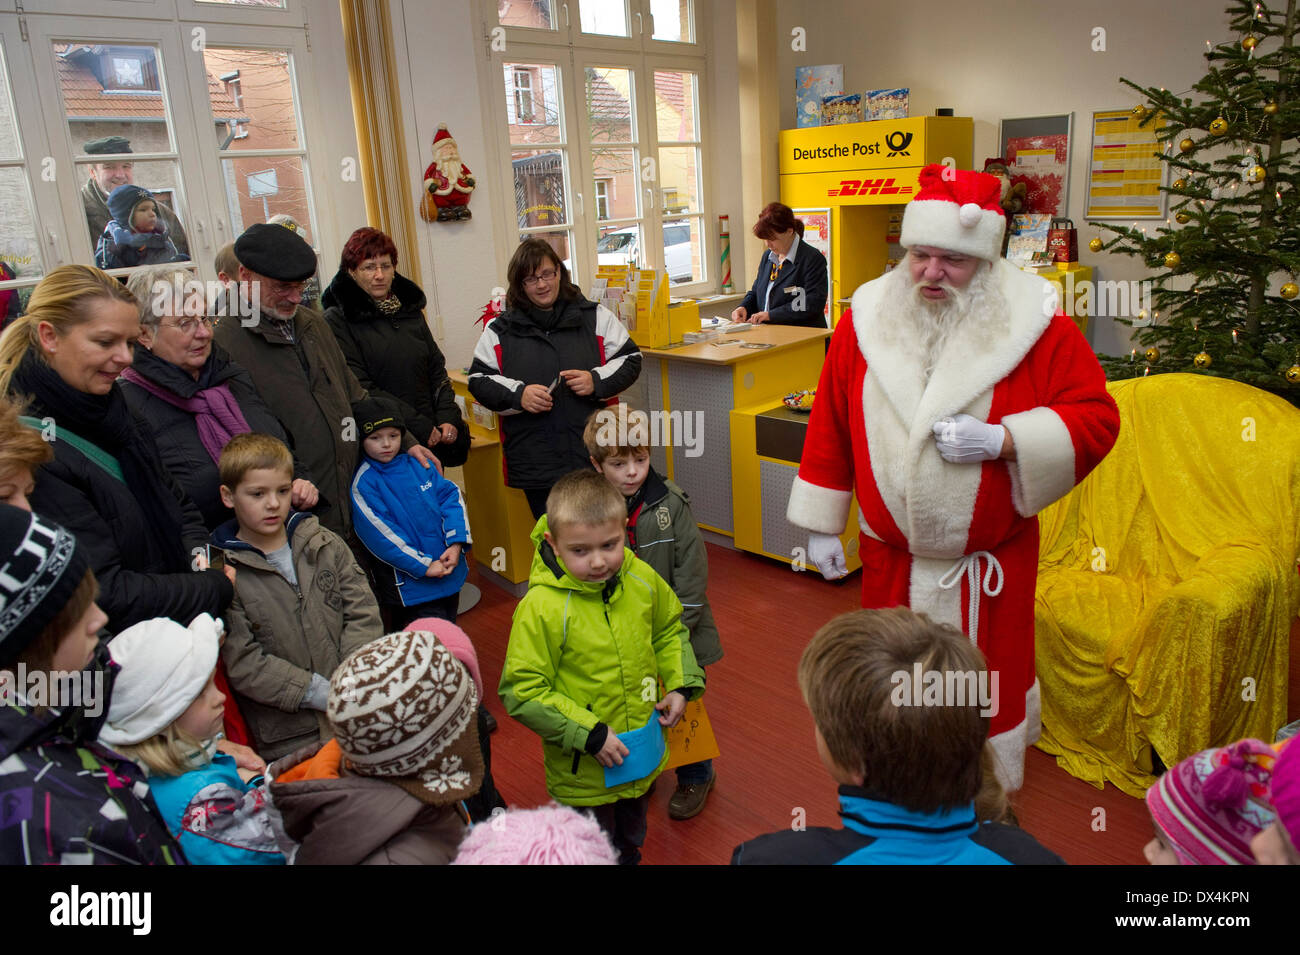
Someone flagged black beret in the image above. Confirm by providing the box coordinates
[83,136,132,155]
[234,223,317,282]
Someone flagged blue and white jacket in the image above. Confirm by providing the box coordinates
[350,453,471,607]
[731,786,1066,865]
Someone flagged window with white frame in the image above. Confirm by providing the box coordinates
[486,0,710,290]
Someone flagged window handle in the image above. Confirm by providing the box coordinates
[575,193,583,216]
[636,11,643,34]
[562,2,569,28]
[46,228,63,266]
[215,218,227,238]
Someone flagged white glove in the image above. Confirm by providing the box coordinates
[808,533,848,580]
[932,413,1006,464]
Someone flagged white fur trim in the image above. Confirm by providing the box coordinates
[987,680,1040,793]
[786,475,853,535]
[909,554,962,629]
[900,198,1006,262]
[1000,405,1077,517]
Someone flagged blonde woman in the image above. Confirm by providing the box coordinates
[0,264,232,633]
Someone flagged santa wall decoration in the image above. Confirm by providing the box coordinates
[421,124,475,222]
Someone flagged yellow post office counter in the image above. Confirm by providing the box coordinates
[730,399,861,572]
[626,325,831,536]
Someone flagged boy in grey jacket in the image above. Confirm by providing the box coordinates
[212,433,383,761]
[584,406,722,820]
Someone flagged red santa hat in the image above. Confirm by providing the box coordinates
[432,124,453,145]
[899,164,1006,262]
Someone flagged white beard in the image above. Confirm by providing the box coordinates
[877,261,1010,382]
[434,150,462,177]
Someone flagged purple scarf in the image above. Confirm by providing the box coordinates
[121,366,251,464]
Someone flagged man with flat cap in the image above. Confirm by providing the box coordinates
[80,137,190,259]
[214,223,437,541]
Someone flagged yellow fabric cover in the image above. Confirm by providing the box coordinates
[1035,374,1300,797]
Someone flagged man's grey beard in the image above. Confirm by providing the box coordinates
[877,261,1008,381]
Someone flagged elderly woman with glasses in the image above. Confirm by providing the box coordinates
[469,237,641,519]
[119,265,318,531]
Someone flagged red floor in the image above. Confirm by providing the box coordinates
[461,542,1156,865]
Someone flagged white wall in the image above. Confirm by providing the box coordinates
[773,0,1233,353]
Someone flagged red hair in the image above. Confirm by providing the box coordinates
[339,227,399,272]
[752,202,804,240]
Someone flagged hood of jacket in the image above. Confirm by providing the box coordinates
[128,339,240,399]
[211,509,315,559]
[320,269,426,318]
[268,740,465,865]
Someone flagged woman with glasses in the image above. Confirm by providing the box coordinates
[119,266,318,530]
[469,237,641,519]
[322,227,469,469]
[0,265,232,633]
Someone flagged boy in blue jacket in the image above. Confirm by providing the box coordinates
[350,397,470,626]
[731,607,1065,865]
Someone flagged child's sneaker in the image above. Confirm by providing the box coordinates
[668,769,715,820]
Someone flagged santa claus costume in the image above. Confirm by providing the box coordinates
[423,124,475,220]
[788,165,1120,791]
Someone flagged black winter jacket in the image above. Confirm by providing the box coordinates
[467,296,641,489]
[321,271,469,469]
[119,342,311,530]
[16,388,232,634]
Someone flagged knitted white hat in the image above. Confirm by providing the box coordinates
[328,631,483,807]
[100,614,223,746]
[899,163,1007,262]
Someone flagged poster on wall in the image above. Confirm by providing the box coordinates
[793,207,832,325]
[794,65,843,128]
[1085,109,1168,219]
[998,114,1072,217]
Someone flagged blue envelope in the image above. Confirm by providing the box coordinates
[602,715,667,788]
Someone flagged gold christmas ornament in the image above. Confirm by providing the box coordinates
[1251,165,1266,182]
[1164,251,1182,269]
[1175,211,1190,224]
[1145,346,1161,363]
[1132,105,1149,119]
[1180,137,1196,152]
[1242,35,1258,50]
[1194,351,1212,368]
[1281,282,1299,299]
[1210,117,1228,135]
[1088,237,1104,253]
[1287,365,1300,384]
[1172,177,1187,190]
[1264,100,1279,114]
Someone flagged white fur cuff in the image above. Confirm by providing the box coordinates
[1001,406,1076,517]
[787,475,854,535]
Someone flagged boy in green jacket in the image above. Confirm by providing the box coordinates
[584,406,722,820]
[499,470,705,864]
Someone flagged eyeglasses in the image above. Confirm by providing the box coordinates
[357,261,394,276]
[161,316,215,335]
[523,268,558,287]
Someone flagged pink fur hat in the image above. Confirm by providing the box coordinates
[407,617,483,698]
[452,804,619,865]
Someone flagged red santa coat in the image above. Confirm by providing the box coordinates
[787,260,1120,790]
[424,160,473,208]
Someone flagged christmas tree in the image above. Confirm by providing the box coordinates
[1093,0,1300,401]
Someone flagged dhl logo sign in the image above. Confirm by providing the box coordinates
[828,178,914,198]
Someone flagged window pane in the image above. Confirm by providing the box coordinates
[202,48,300,151]
[498,0,555,30]
[597,223,641,268]
[580,0,629,37]
[504,63,562,146]
[519,229,575,282]
[658,146,699,214]
[592,147,638,221]
[0,46,22,161]
[197,0,287,6]
[512,149,569,229]
[653,70,697,142]
[220,155,315,239]
[56,42,174,157]
[0,168,46,282]
[586,67,634,144]
[665,216,703,286]
[76,159,191,261]
[651,0,693,42]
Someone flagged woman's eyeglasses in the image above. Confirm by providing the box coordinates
[161,316,215,336]
[523,269,558,287]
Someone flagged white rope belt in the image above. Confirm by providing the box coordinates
[937,551,1004,645]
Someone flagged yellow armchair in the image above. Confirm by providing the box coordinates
[1034,374,1300,797]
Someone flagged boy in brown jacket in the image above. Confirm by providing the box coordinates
[212,433,383,761]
